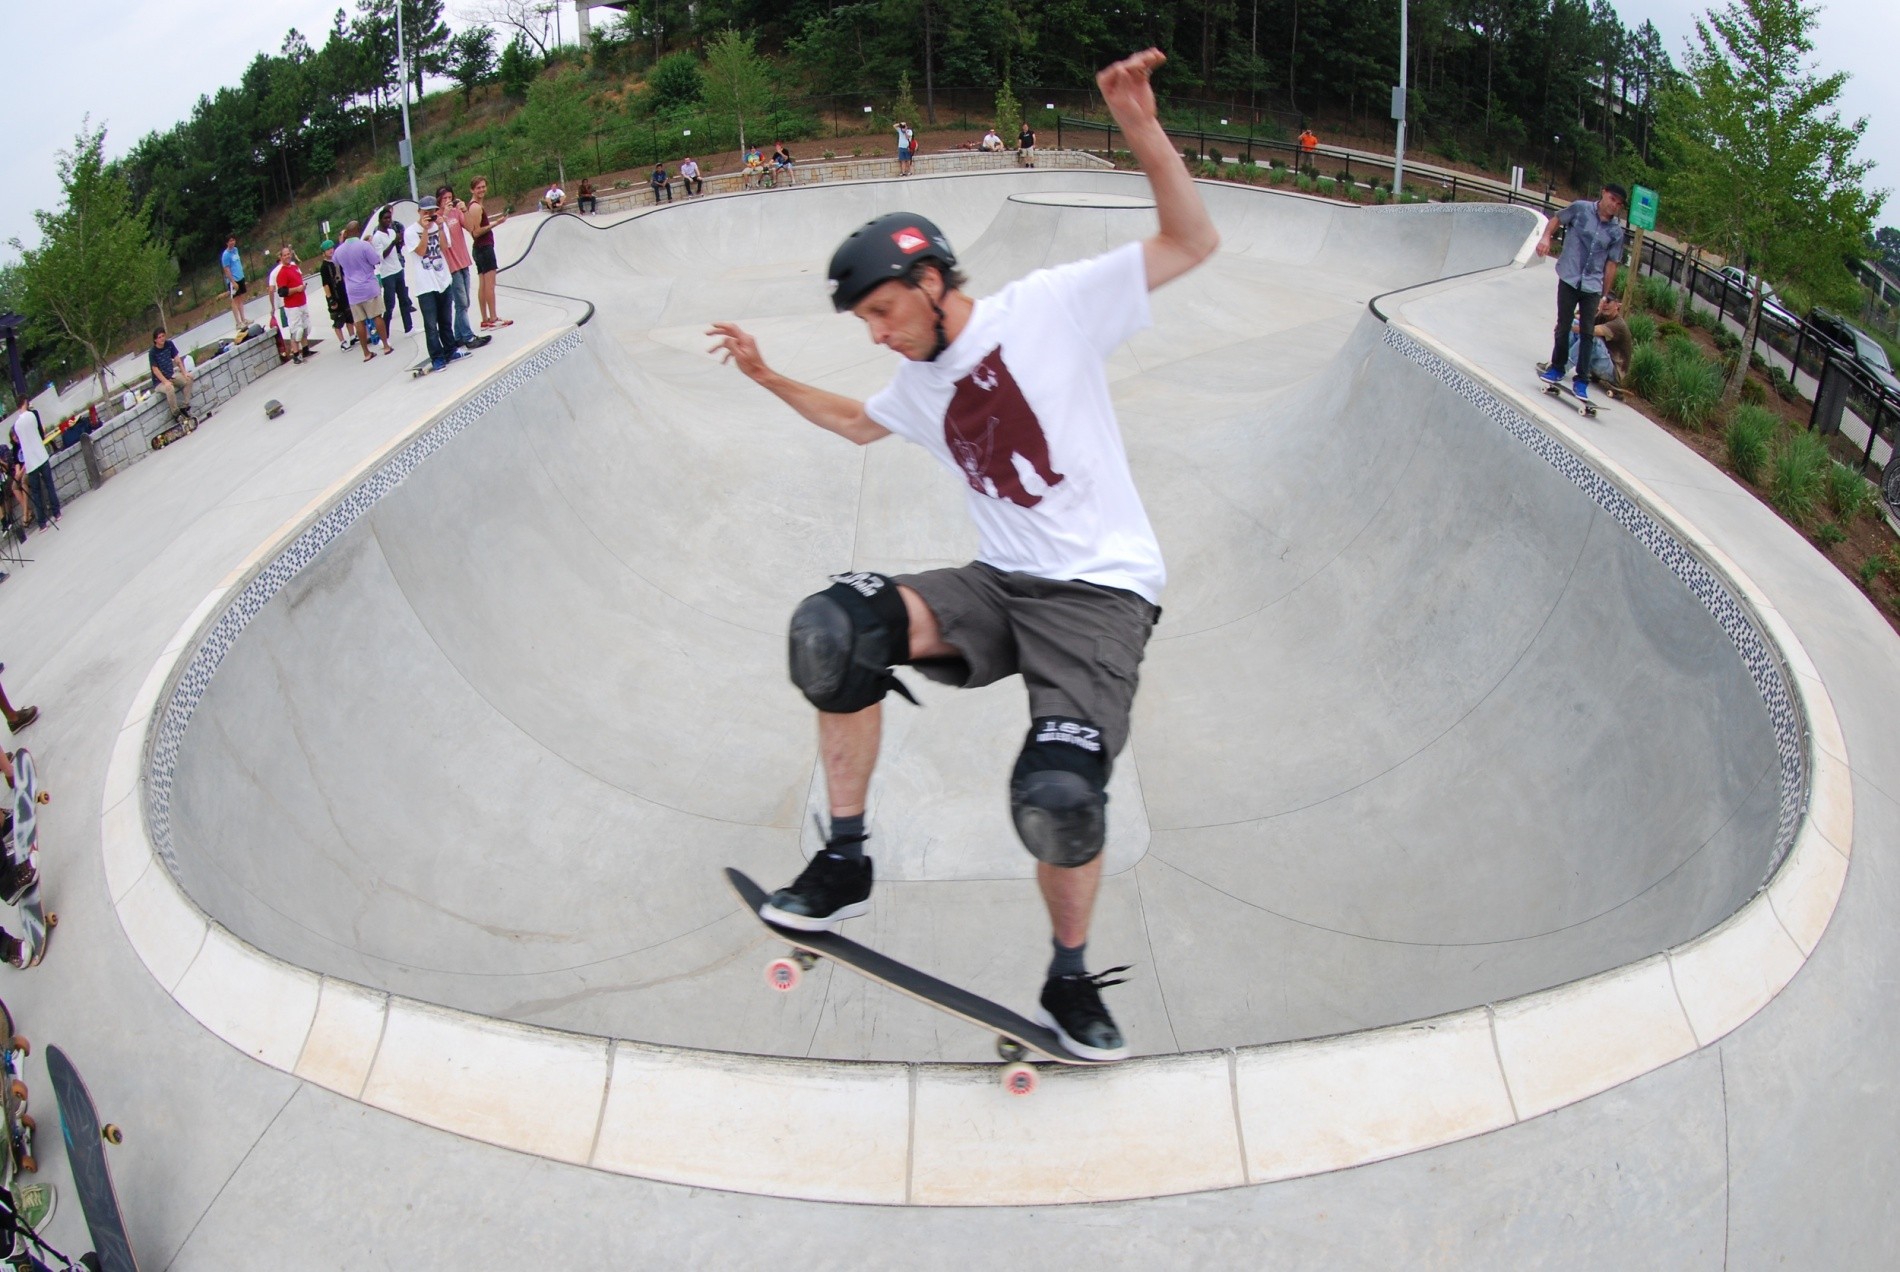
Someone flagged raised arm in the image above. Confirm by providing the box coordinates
[707,322,890,445]
[1097,49,1220,290]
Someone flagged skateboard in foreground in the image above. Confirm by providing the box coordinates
[725,867,1107,1094]
[4,752,54,969]
[1534,363,1608,417]
[0,1000,36,1185]
[47,1047,136,1272]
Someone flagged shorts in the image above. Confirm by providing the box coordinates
[349,295,386,322]
[473,239,499,275]
[230,278,248,298]
[892,562,1160,759]
[279,306,309,340]
[898,148,913,161]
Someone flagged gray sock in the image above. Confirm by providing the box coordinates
[827,813,866,861]
[1049,937,1087,979]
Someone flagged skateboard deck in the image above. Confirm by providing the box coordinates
[1534,363,1603,417]
[6,751,54,969]
[725,868,1104,1093]
[0,999,34,1186]
[410,352,468,379]
[47,1047,138,1272]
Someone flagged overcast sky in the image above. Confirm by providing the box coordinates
[1,0,1895,269]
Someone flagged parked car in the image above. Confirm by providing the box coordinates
[1806,308,1900,401]
[1716,266,1800,329]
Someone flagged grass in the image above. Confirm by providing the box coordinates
[1768,428,1830,525]
[1725,404,1780,484]
[1641,275,1681,318]
[1626,312,1656,347]
[1628,342,1668,400]
[1657,345,1725,430]
[1825,460,1876,521]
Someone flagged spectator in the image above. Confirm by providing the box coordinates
[332,220,395,361]
[0,668,36,734]
[541,182,567,213]
[577,178,597,214]
[1018,122,1037,167]
[1536,183,1628,402]
[980,126,1005,153]
[1566,293,1634,385]
[318,240,355,350]
[468,176,512,330]
[1,446,30,548]
[650,162,672,204]
[148,328,196,421]
[274,246,318,363]
[679,156,703,197]
[743,145,766,189]
[772,140,795,184]
[371,205,415,335]
[894,120,915,175]
[8,403,57,533]
[220,235,249,329]
[1298,125,1318,175]
[434,184,488,352]
[406,196,466,374]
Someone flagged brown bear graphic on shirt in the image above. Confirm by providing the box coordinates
[942,346,1064,507]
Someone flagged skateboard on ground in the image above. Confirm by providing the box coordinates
[409,354,466,379]
[0,1001,36,1184]
[1534,363,1605,417]
[725,867,1108,1094]
[4,753,54,969]
[47,1047,136,1272]
[147,411,201,452]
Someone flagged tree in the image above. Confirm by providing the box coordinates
[1658,0,1883,404]
[702,28,774,157]
[647,52,705,111]
[1875,227,1900,276]
[457,0,553,58]
[451,25,498,101]
[498,34,539,100]
[994,80,1022,146]
[12,124,178,396]
[521,68,592,184]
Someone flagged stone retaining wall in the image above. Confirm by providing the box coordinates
[51,334,282,504]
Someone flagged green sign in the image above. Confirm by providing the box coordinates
[1629,184,1659,231]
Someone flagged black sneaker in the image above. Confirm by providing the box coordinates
[760,849,873,931]
[0,931,21,969]
[1036,967,1133,1061]
[0,856,35,907]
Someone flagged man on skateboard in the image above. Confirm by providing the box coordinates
[1537,183,1628,406]
[708,48,1217,1061]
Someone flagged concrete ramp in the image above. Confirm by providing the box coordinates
[160,172,1789,1062]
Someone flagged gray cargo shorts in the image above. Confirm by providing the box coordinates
[893,562,1160,760]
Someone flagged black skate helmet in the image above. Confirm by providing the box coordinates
[827,212,959,357]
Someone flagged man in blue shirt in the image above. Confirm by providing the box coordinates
[1536,183,1628,402]
[221,236,249,330]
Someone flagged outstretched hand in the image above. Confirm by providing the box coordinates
[1097,48,1165,128]
[707,321,769,382]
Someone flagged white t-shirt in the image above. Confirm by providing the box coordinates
[404,223,454,296]
[864,241,1162,602]
[546,186,565,202]
[896,127,914,151]
[371,225,405,279]
[680,160,700,179]
[11,410,49,472]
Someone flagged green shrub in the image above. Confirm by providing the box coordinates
[1336,169,1354,186]
[1316,178,1336,197]
[1658,320,1686,343]
[1626,312,1656,346]
[1860,552,1899,587]
[1713,327,1742,356]
[1207,146,1224,165]
[1726,404,1780,483]
[1627,342,1668,400]
[1768,428,1829,525]
[1658,346,1725,430]
[1816,522,1847,547]
[1664,333,1700,362]
[1641,275,1680,318]
[1825,460,1875,521]
[1768,366,1799,402]
[1740,377,1767,405]
[1750,350,1769,372]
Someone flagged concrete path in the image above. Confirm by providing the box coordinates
[0,172,1894,1265]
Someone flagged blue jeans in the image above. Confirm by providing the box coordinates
[417,288,454,365]
[1567,332,1616,381]
[380,271,414,332]
[449,268,475,345]
[25,464,59,527]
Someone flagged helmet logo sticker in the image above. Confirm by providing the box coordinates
[891,227,931,254]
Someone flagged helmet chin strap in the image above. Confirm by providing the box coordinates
[926,294,948,361]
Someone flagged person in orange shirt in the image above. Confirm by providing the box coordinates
[1298,126,1318,176]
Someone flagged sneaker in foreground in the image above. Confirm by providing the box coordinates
[759,849,872,931]
[1538,365,1564,385]
[1572,378,1591,400]
[1035,968,1133,1061]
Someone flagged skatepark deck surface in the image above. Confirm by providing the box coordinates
[156,172,1786,1062]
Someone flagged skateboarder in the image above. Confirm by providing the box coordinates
[707,48,1217,1061]
[1537,183,1628,404]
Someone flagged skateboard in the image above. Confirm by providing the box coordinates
[1534,363,1604,417]
[47,1047,137,1272]
[409,352,469,379]
[725,867,1108,1094]
[147,410,202,451]
[0,1001,34,1184]
[4,752,54,970]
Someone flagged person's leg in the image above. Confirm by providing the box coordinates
[418,291,448,365]
[156,378,180,415]
[0,675,36,734]
[1549,279,1583,374]
[1572,291,1601,384]
[25,466,53,529]
[396,273,414,332]
[450,269,475,345]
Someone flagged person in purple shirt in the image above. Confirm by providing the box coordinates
[331,220,395,361]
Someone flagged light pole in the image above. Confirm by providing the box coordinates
[396,0,418,202]
[1393,0,1408,198]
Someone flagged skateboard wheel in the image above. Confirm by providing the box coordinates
[765,958,801,992]
[102,1124,123,1145]
[791,951,819,972]
[17,1152,32,1173]
[44,914,55,929]
[1001,1063,1038,1096]
[11,1036,26,1057]
[18,1113,31,1130]
[996,1038,1027,1063]
[8,1079,25,1103]
[33,792,47,806]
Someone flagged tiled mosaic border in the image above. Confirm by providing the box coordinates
[1383,326,1807,880]
[143,331,586,873]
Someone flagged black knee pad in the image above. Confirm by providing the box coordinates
[1010,717,1109,867]
[788,572,915,713]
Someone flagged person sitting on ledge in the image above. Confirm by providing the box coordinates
[541,182,567,213]
[577,178,596,214]
[650,162,672,203]
[980,126,1006,153]
[679,156,703,196]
